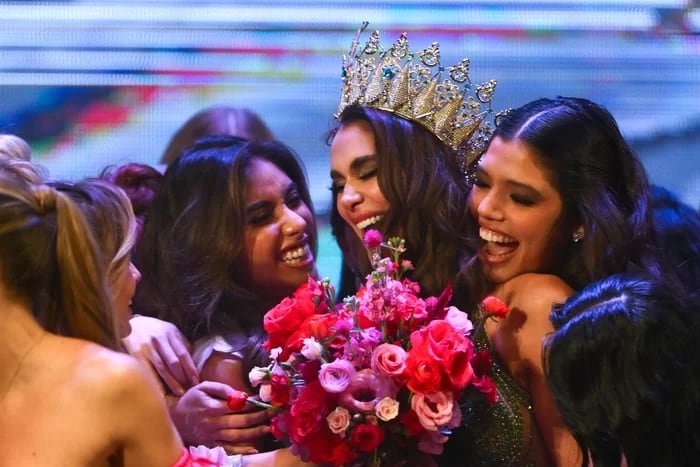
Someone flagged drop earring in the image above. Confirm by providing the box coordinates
[572,231,584,243]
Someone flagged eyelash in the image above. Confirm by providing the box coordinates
[511,195,535,206]
[472,177,535,206]
[249,192,304,226]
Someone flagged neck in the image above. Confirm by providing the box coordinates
[0,295,46,371]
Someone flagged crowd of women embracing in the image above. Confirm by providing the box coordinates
[1,22,700,467]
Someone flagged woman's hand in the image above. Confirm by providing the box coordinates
[123,315,200,395]
[168,381,272,455]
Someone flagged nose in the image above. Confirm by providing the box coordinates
[282,206,307,236]
[337,183,362,212]
[475,189,504,221]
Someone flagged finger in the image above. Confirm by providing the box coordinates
[167,332,200,386]
[216,409,271,428]
[148,348,185,396]
[216,424,271,444]
[220,444,259,455]
[195,380,236,400]
[152,335,190,389]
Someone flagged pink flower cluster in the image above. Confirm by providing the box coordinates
[252,232,499,466]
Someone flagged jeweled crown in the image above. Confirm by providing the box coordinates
[336,22,498,167]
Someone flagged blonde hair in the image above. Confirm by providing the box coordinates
[0,155,45,184]
[50,179,137,299]
[0,133,32,161]
[0,175,119,349]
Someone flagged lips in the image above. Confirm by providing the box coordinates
[479,227,518,263]
[280,243,314,268]
[355,214,384,230]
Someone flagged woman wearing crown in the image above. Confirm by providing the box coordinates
[327,24,669,467]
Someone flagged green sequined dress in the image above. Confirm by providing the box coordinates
[436,312,544,467]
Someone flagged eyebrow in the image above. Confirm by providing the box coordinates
[245,181,298,214]
[330,154,377,179]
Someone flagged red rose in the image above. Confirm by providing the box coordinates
[270,373,290,407]
[409,320,474,390]
[289,381,333,445]
[294,276,330,314]
[280,312,343,361]
[226,389,248,411]
[331,440,358,465]
[263,294,317,351]
[481,295,510,319]
[405,345,444,394]
[350,423,385,453]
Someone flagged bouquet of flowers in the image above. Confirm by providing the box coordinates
[238,230,499,466]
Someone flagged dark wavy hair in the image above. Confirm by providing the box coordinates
[160,106,274,165]
[650,184,700,294]
[544,273,700,467]
[458,97,666,308]
[328,105,474,297]
[133,135,316,370]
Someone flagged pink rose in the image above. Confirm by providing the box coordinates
[371,343,407,378]
[411,390,454,431]
[444,306,473,335]
[326,406,351,435]
[318,359,356,393]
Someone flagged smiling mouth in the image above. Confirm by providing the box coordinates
[479,227,518,261]
[356,214,384,231]
[281,244,312,264]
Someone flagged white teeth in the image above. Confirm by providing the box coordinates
[356,215,384,230]
[480,227,516,244]
[282,245,309,263]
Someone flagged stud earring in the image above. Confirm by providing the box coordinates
[572,231,584,243]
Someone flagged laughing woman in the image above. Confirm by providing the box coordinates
[132,136,318,455]
[439,97,672,466]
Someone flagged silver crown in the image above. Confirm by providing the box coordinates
[336,22,498,167]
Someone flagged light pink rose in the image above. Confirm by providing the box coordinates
[258,383,272,403]
[318,359,356,393]
[326,406,351,435]
[375,397,400,422]
[371,343,407,377]
[248,366,268,387]
[444,306,473,335]
[301,337,324,361]
[411,390,454,430]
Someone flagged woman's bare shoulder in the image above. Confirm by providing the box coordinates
[504,273,574,311]
[62,341,158,406]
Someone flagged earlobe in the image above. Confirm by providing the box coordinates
[572,228,584,243]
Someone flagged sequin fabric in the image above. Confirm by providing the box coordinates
[436,311,539,467]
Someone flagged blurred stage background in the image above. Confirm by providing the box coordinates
[1,0,699,281]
